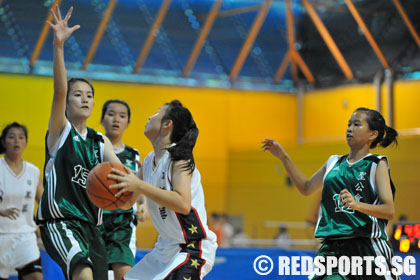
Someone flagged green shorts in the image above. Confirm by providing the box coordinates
[100,213,137,267]
[309,237,400,280]
[39,220,108,280]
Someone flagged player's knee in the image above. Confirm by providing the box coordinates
[72,264,93,280]
[17,257,42,280]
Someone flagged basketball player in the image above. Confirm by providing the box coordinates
[36,6,120,280]
[100,99,147,280]
[0,122,43,280]
[108,100,217,280]
[262,107,400,279]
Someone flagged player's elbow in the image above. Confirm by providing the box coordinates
[178,203,191,215]
[386,206,395,220]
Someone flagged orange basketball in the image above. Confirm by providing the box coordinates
[86,162,133,210]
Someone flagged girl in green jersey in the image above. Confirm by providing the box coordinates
[263,107,399,279]
[37,5,120,280]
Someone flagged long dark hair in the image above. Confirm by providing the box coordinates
[162,100,198,173]
[101,99,131,123]
[355,107,398,148]
[0,122,28,154]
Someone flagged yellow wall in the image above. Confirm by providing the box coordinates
[303,81,420,141]
[1,72,419,248]
[227,80,420,242]
[227,136,420,241]
[0,73,295,248]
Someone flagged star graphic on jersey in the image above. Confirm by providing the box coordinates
[125,159,132,166]
[183,277,191,280]
[188,224,198,235]
[191,259,200,269]
[187,241,196,249]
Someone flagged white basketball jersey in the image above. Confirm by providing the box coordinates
[142,150,217,263]
[0,157,39,233]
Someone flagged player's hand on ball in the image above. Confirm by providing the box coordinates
[108,167,143,196]
[262,138,287,159]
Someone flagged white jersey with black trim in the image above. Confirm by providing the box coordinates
[142,150,217,264]
[0,157,40,233]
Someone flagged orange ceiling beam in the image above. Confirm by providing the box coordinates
[302,0,354,79]
[345,0,390,69]
[274,0,314,84]
[392,0,420,48]
[30,0,61,68]
[291,49,315,83]
[285,0,298,81]
[82,0,118,70]
[273,50,291,83]
[182,0,222,77]
[229,0,272,81]
[133,0,172,74]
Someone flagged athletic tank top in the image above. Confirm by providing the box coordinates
[37,121,104,225]
[142,150,217,261]
[315,154,391,242]
[0,158,40,233]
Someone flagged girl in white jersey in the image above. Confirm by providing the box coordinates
[0,122,43,280]
[109,100,217,280]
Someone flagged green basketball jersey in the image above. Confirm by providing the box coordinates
[103,144,140,214]
[37,122,104,225]
[315,154,391,242]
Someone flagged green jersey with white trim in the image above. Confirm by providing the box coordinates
[315,154,391,242]
[103,144,140,214]
[37,121,104,226]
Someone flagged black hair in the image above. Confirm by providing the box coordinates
[162,100,198,173]
[67,78,94,102]
[0,122,28,154]
[101,99,131,123]
[355,107,398,148]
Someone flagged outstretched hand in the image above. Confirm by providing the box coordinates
[108,167,143,197]
[47,5,80,46]
[261,138,287,159]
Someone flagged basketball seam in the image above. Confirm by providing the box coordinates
[94,162,131,204]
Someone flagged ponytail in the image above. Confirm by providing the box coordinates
[381,126,398,148]
[162,100,198,173]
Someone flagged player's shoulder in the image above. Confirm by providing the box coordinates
[124,144,139,155]
[24,161,40,174]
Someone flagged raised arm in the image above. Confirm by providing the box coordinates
[46,6,80,151]
[262,138,326,196]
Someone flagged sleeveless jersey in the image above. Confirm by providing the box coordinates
[0,158,40,233]
[315,154,391,242]
[142,150,217,262]
[37,121,104,226]
[103,144,140,214]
